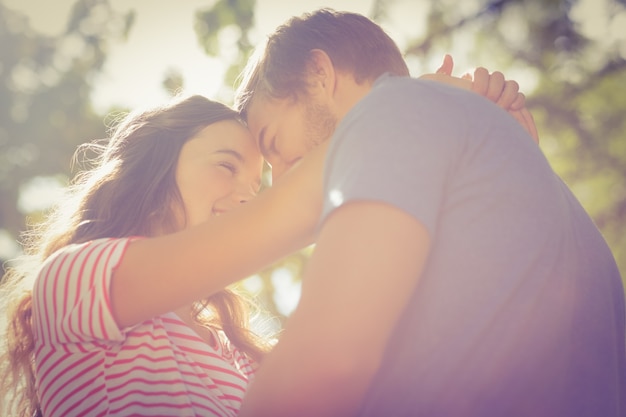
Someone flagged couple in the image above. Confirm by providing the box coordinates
[1,8,623,417]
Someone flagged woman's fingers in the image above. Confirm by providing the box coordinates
[497,79,520,109]
[508,108,540,144]
[435,54,454,75]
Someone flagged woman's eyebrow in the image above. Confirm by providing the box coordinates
[213,149,244,161]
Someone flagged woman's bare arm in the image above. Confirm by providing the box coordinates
[110,142,327,328]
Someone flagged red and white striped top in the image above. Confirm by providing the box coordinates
[31,238,257,417]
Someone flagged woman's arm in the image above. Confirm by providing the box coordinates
[110,142,327,328]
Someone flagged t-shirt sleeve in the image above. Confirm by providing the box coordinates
[32,237,136,345]
[321,79,467,236]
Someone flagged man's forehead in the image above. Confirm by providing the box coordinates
[242,97,269,150]
[246,97,280,133]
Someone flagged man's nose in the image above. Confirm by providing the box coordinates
[271,163,288,183]
[270,158,299,183]
[235,184,258,204]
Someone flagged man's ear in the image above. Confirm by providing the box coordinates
[307,49,336,98]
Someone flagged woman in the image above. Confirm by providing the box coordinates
[0,94,324,417]
[0,66,531,416]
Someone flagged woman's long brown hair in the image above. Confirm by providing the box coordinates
[0,95,275,416]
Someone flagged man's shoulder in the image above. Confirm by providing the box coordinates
[370,73,422,96]
[367,73,473,112]
[350,74,423,118]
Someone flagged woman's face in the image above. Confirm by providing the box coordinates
[174,120,264,229]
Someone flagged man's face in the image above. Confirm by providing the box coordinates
[246,94,337,182]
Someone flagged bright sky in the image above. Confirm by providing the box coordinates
[4,0,614,122]
[4,0,430,112]
[3,0,615,313]
[5,0,418,312]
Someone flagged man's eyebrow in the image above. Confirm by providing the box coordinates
[258,126,269,156]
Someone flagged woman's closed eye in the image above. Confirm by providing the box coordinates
[218,161,238,175]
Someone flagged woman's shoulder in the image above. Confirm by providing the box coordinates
[31,237,141,344]
[35,237,140,290]
[45,237,140,265]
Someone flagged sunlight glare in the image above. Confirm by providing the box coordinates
[0,229,20,260]
[18,176,66,214]
[271,268,301,317]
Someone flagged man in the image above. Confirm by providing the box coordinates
[235,9,625,417]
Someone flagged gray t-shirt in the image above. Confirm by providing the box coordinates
[321,74,625,416]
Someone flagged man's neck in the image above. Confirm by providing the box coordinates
[333,72,374,121]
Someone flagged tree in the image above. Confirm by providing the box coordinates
[2,0,624,309]
[193,0,626,319]
[0,0,133,275]
[401,0,626,285]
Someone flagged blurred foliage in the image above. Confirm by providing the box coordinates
[406,0,626,287]
[194,0,256,91]
[1,0,625,320]
[0,0,133,265]
[196,0,626,317]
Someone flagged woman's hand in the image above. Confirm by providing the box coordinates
[422,54,539,144]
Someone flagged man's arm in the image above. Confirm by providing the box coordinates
[239,200,431,417]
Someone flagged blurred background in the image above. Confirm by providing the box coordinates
[1,0,625,322]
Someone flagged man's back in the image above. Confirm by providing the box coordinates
[321,74,626,416]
